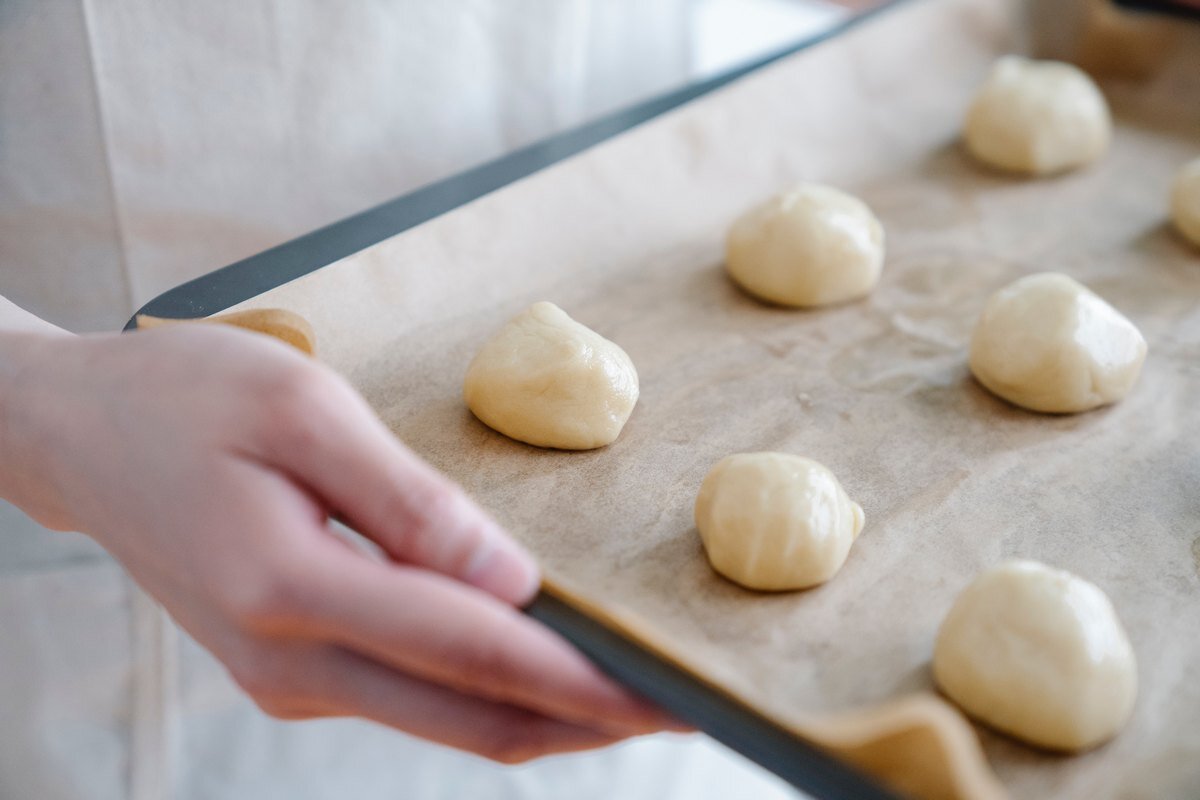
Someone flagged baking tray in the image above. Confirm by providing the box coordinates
[127,1,1200,798]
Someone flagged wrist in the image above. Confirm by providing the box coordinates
[0,331,81,532]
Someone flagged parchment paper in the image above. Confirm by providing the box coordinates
[226,0,1200,796]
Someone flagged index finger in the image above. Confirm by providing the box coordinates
[253,365,539,604]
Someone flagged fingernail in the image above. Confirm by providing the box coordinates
[464,531,540,604]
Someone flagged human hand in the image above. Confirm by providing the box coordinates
[0,324,676,762]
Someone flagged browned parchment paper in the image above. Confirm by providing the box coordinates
[225,0,1200,796]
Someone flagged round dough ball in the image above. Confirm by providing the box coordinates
[463,302,638,450]
[694,452,864,591]
[964,56,1111,175]
[1171,157,1200,248]
[933,560,1137,752]
[969,272,1146,413]
[725,184,884,308]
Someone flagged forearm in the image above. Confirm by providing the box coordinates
[0,295,74,530]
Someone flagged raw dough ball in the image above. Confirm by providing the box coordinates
[725,184,884,308]
[933,560,1137,752]
[463,302,639,450]
[969,272,1146,413]
[1171,157,1200,248]
[694,452,865,591]
[964,56,1111,175]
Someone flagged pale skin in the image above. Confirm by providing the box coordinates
[0,296,678,763]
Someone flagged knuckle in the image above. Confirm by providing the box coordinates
[221,559,313,633]
[485,744,529,765]
[252,362,343,444]
[227,655,284,709]
[403,481,459,531]
[381,484,448,549]
[225,647,314,720]
[479,716,544,764]
[443,616,525,695]
[389,482,487,570]
[491,742,538,765]
[260,358,324,401]
[247,689,293,719]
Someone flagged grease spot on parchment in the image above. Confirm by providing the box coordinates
[831,255,1019,393]
[879,253,1016,338]
[830,328,962,394]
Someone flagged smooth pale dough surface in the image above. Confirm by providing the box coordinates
[463,302,639,449]
[725,183,884,308]
[968,272,1146,413]
[933,560,1137,752]
[1171,157,1200,248]
[694,452,865,591]
[964,55,1111,175]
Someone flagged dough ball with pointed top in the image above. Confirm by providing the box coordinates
[464,302,639,450]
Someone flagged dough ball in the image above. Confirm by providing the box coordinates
[1171,157,1200,248]
[725,184,884,308]
[934,560,1137,752]
[969,272,1146,413]
[463,302,638,450]
[694,452,864,591]
[964,56,1111,175]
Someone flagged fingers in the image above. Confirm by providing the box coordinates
[276,644,628,763]
[252,363,538,605]
[298,538,674,738]
[229,360,681,743]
